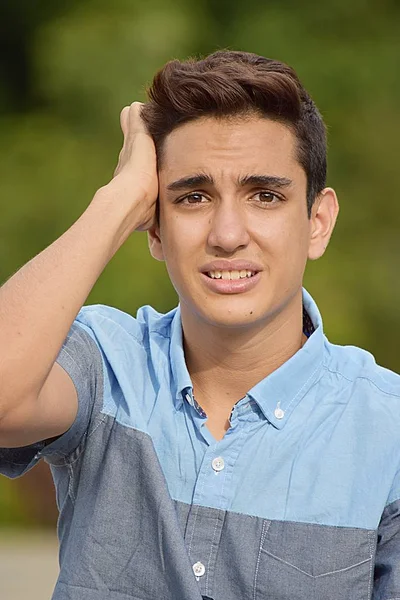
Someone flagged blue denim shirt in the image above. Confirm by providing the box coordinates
[1,289,400,600]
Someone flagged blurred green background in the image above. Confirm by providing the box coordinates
[1,0,399,527]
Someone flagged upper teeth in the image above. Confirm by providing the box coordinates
[208,270,255,279]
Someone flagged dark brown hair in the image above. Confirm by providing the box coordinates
[141,50,327,216]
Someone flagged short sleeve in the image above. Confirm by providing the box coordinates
[0,321,104,478]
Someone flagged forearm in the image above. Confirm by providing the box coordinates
[0,191,139,414]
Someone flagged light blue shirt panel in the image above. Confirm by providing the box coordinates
[75,305,176,434]
[72,290,400,530]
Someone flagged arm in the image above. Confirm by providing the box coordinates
[0,102,158,448]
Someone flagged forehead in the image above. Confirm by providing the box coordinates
[159,116,305,185]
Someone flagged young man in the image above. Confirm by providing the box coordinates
[0,50,399,600]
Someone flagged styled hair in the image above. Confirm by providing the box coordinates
[141,50,327,215]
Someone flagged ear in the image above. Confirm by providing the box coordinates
[147,223,165,262]
[308,187,339,260]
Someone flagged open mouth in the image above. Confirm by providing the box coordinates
[206,270,258,280]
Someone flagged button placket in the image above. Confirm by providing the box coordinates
[192,443,229,507]
[187,508,226,595]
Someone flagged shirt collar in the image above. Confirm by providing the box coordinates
[170,306,192,407]
[169,288,325,427]
[247,288,324,429]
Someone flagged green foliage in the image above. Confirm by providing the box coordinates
[1,0,399,524]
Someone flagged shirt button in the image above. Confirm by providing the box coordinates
[274,407,285,419]
[192,561,206,577]
[212,456,225,472]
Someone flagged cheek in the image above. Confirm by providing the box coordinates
[159,216,203,277]
[162,212,205,252]
[252,213,310,261]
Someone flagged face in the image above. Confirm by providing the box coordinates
[149,115,337,330]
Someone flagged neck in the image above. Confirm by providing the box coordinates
[181,291,306,415]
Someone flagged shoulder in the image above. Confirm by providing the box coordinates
[323,338,400,401]
[75,303,178,346]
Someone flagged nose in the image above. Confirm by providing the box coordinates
[207,198,251,254]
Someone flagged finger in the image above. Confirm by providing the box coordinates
[127,102,148,136]
[115,107,130,177]
[113,151,123,178]
[120,106,130,137]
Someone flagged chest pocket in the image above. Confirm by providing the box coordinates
[254,520,376,600]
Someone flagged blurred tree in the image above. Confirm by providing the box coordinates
[0,0,79,112]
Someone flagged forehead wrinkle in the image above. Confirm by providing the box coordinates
[159,119,306,196]
[195,169,293,191]
[165,168,239,192]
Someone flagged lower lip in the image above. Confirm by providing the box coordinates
[200,272,261,294]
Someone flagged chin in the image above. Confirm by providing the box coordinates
[179,285,279,329]
[194,303,267,330]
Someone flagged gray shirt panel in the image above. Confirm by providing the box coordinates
[0,322,103,477]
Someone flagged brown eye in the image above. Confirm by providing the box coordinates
[178,193,208,205]
[256,191,278,203]
[186,193,204,203]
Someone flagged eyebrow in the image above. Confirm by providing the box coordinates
[238,174,293,188]
[166,173,293,192]
[166,174,214,192]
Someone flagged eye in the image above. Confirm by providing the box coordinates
[253,191,282,204]
[179,193,208,205]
